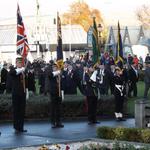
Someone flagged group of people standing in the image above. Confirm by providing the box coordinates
[0,52,150,134]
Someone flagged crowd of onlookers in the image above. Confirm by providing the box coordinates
[0,52,150,97]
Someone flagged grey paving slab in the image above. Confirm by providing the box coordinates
[0,118,135,149]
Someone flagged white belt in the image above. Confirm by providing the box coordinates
[115,84,124,96]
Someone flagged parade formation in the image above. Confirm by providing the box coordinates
[0,0,150,149]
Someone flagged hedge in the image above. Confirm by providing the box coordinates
[0,94,127,120]
[97,126,150,144]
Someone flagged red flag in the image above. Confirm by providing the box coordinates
[17,4,29,62]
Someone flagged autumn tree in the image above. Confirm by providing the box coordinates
[136,4,150,29]
[62,1,104,32]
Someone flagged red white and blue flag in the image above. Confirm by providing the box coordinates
[17,4,29,59]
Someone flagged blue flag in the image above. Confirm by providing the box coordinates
[56,12,63,69]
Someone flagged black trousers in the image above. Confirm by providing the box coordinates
[128,82,137,97]
[144,83,150,98]
[50,95,62,125]
[87,96,98,122]
[115,94,124,113]
[12,93,26,131]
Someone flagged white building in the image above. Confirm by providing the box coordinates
[0,15,87,64]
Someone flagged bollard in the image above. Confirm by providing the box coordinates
[135,99,150,128]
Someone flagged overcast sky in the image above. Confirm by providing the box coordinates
[0,0,149,26]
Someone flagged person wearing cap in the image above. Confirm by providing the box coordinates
[0,63,8,94]
[9,57,28,133]
[82,64,99,124]
[113,66,126,121]
[145,53,150,63]
[48,63,64,128]
[143,60,150,99]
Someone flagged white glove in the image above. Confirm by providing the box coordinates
[26,88,29,100]
[90,70,97,82]
[61,90,64,101]
[52,70,61,76]
[15,67,25,75]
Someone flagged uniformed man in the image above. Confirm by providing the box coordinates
[9,57,28,133]
[48,63,64,128]
[143,60,150,99]
[0,63,8,93]
[82,64,99,124]
[113,67,126,121]
[28,66,35,94]
[128,62,139,97]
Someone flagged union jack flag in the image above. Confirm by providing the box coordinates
[17,4,29,59]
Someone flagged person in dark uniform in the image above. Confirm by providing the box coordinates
[6,65,14,93]
[9,57,28,133]
[64,63,77,94]
[143,60,150,99]
[128,63,139,97]
[113,67,126,121]
[48,63,64,128]
[0,63,8,94]
[28,66,35,94]
[39,67,45,94]
[82,65,99,124]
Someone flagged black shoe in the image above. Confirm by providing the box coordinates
[119,118,126,121]
[15,129,27,133]
[51,125,57,128]
[88,121,100,125]
[92,121,100,124]
[88,121,93,125]
[116,118,120,121]
[56,124,64,128]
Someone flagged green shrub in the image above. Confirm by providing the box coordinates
[114,127,127,141]
[96,126,115,139]
[97,126,150,144]
[141,129,150,143]
[124,128,141,142]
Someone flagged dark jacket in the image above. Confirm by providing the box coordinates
[9,68,28,95]
[128,66,139,83]
[1,68,8,84]
[83,72,98,97]
[28,71,35,92]
[62,69,77,94]
[144,67,150,84]
[48,71,63,96]
[113,75,125,96]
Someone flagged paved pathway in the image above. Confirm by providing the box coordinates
[0,118,135,149]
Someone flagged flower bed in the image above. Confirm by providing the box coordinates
[11,139,150,150]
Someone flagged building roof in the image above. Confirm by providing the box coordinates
[0,16,87,47]
[107,26,150,47]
